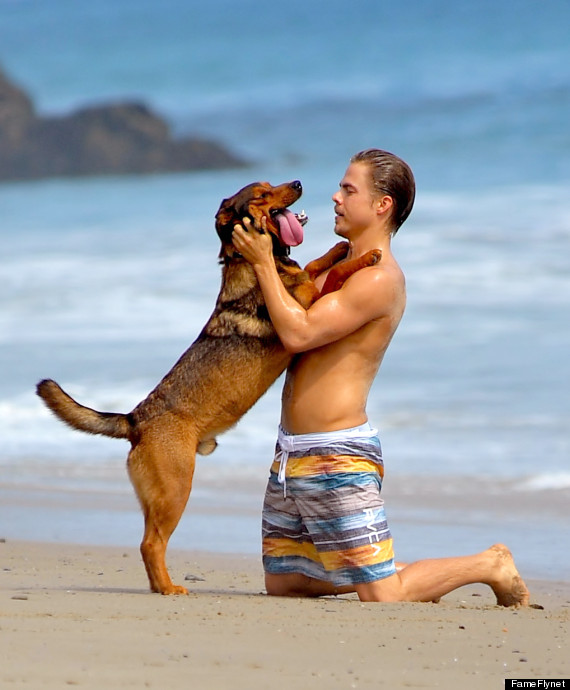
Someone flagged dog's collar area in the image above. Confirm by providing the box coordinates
[222,249,243,265]
[271,234,291,258]
[220,243,290,266]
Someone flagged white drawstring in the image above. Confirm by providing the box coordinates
[275,423,378,498]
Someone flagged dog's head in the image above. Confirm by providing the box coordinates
[215,180,307,260]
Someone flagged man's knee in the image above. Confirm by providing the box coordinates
[265,572,339,598]
[265,573,300,597]
[265,572,309,597]
[355,573,404,602]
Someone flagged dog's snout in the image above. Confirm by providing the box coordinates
[291,180,302,192]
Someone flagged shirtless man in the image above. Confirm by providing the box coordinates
[232,148,529,606]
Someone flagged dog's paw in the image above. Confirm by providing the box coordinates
[161,584,189,596]
[369,249,382,264]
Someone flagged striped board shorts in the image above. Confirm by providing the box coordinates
[262,423,396,587]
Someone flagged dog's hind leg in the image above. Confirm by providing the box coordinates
[127,433,196,595]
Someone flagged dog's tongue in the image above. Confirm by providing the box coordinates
[275,209,304,246]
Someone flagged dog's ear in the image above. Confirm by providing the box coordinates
[215,197,239,243]
[215,185,258,241]
[215,197,235,228]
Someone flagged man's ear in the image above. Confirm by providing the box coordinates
[376,195,393,217]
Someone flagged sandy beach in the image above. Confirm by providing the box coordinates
[1,539,568,689]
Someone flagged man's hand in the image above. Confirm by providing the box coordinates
[232,217,274,268]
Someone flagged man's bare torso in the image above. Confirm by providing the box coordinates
[281,253,406,434]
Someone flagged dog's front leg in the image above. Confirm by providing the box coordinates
[319,249,382,296]
[304,241,349,280]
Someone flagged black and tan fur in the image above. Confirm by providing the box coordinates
[36,180,381,594]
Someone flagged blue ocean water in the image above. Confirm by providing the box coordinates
[1,0,569,578]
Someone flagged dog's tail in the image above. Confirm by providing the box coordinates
[36,379,131,439]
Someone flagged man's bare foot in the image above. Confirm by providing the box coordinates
[488,544,530,607]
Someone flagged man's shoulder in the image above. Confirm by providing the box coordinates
[334,259,405,325]
[346,254,405,292]
[382,256,405,288]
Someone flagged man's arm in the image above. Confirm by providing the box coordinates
[232,222,393,353]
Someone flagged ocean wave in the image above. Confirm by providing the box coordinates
[177,72,570,134]
[379,409,569,432]
[514,473,570,492]
[2,178,569,346]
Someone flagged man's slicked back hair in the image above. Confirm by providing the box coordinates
[350,149,415,233]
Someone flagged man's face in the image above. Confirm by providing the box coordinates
[332,162,378,239]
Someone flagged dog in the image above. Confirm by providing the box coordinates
[37,180,382,594]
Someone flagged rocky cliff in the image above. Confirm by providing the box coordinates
[0,69,248,181]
